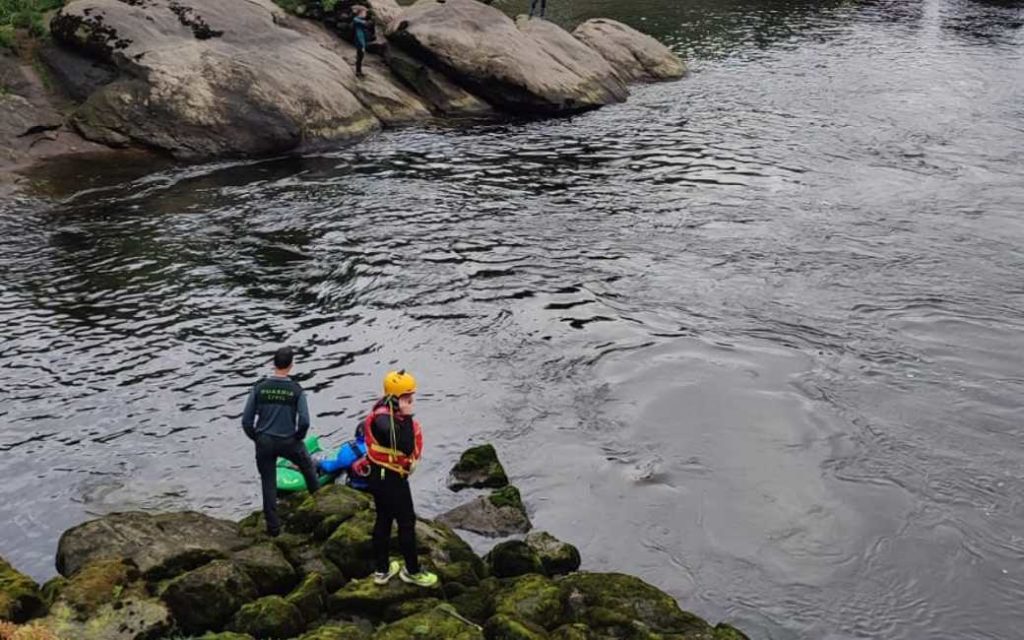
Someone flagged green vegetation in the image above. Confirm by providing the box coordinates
[0,0,64,50]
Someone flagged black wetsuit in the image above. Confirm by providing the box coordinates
[367,399,421,574]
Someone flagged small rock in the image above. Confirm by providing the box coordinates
[448,444,509,491]
[0,555,45,622]
[525,532,581,576]
[437,486,532,537]
[229,595,305,640]
[484,541,545,579]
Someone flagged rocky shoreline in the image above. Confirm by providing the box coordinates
[0,445,748,639]
[0,0,685,184]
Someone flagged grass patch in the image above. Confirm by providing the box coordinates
[0,0,64,50]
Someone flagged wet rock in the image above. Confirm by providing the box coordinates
[322,509,376,579]
[160,559,259,634]
[485,540,545,579]
[0,555,45,622]
[493,574,565,630]
[572,19,686,83]
[232,543,298,596]
[449,577,500,624]
[56,511,248,580]
[228,595,306,639]
[524,532,581,576]
[484,613,550,640]
[374,604,485,640]
[560,572,712,637]
[714,622,752,640]
[297,622,371,640]
[448,444,509,491]
[413,518,487,588]
[56,558,139,618]
[549,624,590,640]
[50,0,379,159]
[197,634,255,640]
[328,575,437,617]
[386,48,494,117]
[280,540,347,592]
[286,572,327,626]
[388,0,625,115]
[41,596,173,640]
[437,485,532,537]
[285,484,373,537]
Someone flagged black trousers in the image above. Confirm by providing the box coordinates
[356,47,365,75]
[530,0,546,17]
[255,434,320,533]
[369,467,420,573]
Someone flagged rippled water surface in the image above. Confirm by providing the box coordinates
[3,0,1024,637]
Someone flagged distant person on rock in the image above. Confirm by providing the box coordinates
[242,346,320,537]
[529,0,547,18]
[352,5,372,78]
[364,369,438,587]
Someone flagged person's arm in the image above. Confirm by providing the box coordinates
[296,391,311,439]
[241,387,258,440]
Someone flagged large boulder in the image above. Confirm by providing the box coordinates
[524,532,580,576]
[571,19,686,83]
[0,556,45,623]
[448,444,509,491]
[322,509,376,579]
[484,541,545,579]
[231,543,298,596]
[284,484,373,538]
[388,0,626,115]
[160,559,259,634]
[374,604,485,640]
[56,511,249,580]
[493,574,565,630]
[41,596,173,640]
[49,0,380,159]
[387,48,494,117]
[437,486,532,537]
[560,572,712,638]
[228,595,306,639]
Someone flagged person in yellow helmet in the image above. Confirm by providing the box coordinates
[362,369,438,587]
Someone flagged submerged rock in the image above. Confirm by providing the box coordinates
[448,444,510,491]
[56,510,248,580]
[388,0,626,115]
[438,485,532,537]
[0,555,45,623]
[524,532,581,576]
[572,18,686,83]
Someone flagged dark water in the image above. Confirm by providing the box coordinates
[3,0,1024,637]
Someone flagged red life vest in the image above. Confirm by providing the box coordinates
[363,403,422,477]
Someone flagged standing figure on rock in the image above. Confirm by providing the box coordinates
[352,5,372,78]
[242,346,320,537]
[364,369,438,587]
[529,0,547,18]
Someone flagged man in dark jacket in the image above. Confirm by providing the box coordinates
[242,346,320,536]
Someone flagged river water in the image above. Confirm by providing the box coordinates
[2,0,1023,637]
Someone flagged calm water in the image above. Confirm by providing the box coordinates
[3,0,1024,637]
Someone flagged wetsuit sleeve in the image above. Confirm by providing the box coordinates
[241,386,258,440]
[296,390,311,439]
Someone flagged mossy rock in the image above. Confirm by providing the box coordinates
[550,623,592,640]
[286,572,327,626]
[485,541,545,579]
[448,444,509,491]
[450,577,501,624]
[297,622,371,640]
[0,556,45,623]
[228,595,305,639]
[438,487,531,538]
[413,519,487,588]
[488,486,524,510]
[160,559,259,634]
[287,485,372,538]
[385,596,443,621]
[560,573,712,637]
[232,542,299,596]
[484,613,550,639]
[374,604,485,639]
[493,574,565,630]
[713,622,751,640]
[322,510,376,579]
[280,541,346,592]
[198,633,256,640]
[40,576,68,608]
[524,532,581,577]
[327,575,437,618]
[58,558,140,619]
[41,596,173,640]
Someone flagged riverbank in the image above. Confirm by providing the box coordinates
[0,445,749,640]
[0,0,685,187]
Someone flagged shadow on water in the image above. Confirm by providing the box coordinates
[3,0,1024,638]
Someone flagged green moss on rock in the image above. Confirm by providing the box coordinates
[58,558,139,618]
[488,486,524,510]
[0,556,45,622]
[288,485,372,538]
[525,532,581,577]
[385,596,443,621]
[374,605,485,639]
[450,577,500,624]
[714,622,751,640]
[322,509,376,578]
[328,575,437,618]
[39,576,67,609]
[449,444,509,491]
[286,571,327,626]
[232,542,298,596]
[198,633,256,640]
[484,613,550,639]
[494,574,565,630]
[160,559,259,634]
[485,541,545,579]
[297,622,372,640]
[229,594,305,639]
[549,623,591,640]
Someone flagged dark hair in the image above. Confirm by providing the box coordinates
[273,346,295,370]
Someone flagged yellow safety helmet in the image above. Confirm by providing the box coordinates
[383,369,417,397]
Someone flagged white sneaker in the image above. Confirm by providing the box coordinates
[373,559,402,585]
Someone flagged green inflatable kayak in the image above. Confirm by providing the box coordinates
[276,435,334,492]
